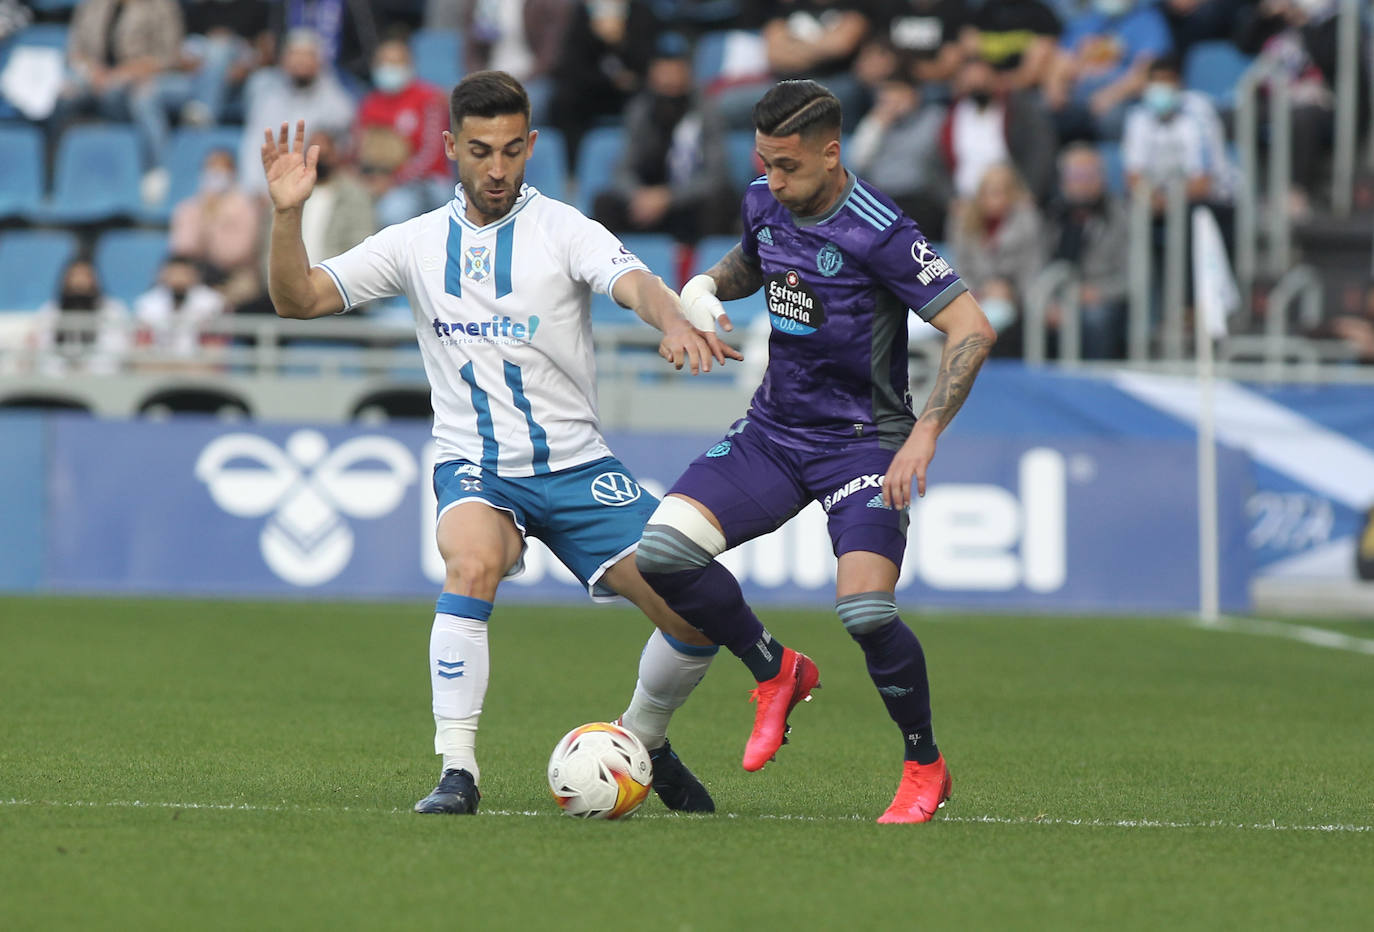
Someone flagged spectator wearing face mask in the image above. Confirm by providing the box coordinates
[356,37,453,228]
[1046,142,1130,358]
[592,32,731,245]
[31,258,132,375]
[950,161,1048,356]
[134,254,227,360]
[1122,54,1236,213]
[170,148,263,308]
[238,28,355,195]
[941,57,1058,207]
[460,0,571,124]
[550,0,662,173]
[849,66,951,239]
[1043,0,1173,142]
[1237,0,1372,218]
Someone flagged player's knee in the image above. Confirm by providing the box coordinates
[635,496,727,576]
[443,550,507,594]
[836,591,898,637]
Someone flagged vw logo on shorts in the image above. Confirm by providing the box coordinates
[590,471,642,507]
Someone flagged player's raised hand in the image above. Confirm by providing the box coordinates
[261,120,319,211]
[883,421,938,510]
[658,318,744,375]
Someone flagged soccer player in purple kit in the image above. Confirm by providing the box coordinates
[634,80,996,823]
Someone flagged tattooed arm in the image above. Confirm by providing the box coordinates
[883,291,997,509]
[707,244,764,301]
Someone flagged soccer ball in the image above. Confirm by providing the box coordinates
[547,721,652,819]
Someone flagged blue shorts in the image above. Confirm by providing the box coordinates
[669,418,910,568]
[433,455,658,601]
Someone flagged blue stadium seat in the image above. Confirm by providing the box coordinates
[144,126,244,222]
[0,124,44,220]
[525,126,568,202]
[1184,41,1253,112]
[688,234,765,327]
[725,130,761,191]
[411,28,464,92]
[692,30,732,86]
[94,229,168,305]
[1098,141,1126,197]
[574,126,626,215]
[8,22,69,52]
[41,123,145,223]
[0,230,79,312]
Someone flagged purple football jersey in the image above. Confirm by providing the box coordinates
[739,171,966,451]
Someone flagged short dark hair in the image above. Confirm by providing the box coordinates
[753,80,842,140]
[1147,53,1184,79]
[449,70,530,129]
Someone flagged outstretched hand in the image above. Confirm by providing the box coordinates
[658,318,744,375]
[261,120,319,211]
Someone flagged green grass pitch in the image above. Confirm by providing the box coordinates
[1,596,1371,931]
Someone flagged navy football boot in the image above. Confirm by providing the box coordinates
[650,739,715,813]
[414,768,480,815]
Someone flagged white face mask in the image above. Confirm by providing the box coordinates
[201,168,234,194]
[980,296,1017,332]
[372,64,413,94]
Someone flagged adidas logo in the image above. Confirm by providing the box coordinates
[758,226,773,245]
[866,494,888,509]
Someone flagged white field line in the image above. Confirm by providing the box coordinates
[1190,615,1374,656]
[1,798,1368,834]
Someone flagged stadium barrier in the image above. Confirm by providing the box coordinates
[5,365,1371,612]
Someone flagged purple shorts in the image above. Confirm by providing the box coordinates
[669,418,910,568]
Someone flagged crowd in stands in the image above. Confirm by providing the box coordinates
[0,0,1371,371]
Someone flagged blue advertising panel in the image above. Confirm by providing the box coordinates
[0,412,45,590]
[44,412,1251,612]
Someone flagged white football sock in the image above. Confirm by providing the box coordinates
[619,629,716,751]
[430,608,490,785]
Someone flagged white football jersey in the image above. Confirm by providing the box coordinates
[317,185,649,476]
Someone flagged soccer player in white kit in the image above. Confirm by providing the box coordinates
[261,71,742,815]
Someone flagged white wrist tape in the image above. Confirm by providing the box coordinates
[680,273,725,331]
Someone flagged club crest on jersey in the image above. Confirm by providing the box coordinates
[463,245,492,282]
[816,241,843,277]
[590,471,642,507]
[757,226,774,246]
[910,237,954,287]
[766,269,827,335]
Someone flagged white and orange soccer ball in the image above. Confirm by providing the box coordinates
[547,722,652,819]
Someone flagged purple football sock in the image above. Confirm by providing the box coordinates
[851,617,939,764]
[639,562,781,680]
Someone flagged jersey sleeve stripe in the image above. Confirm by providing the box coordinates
[845,195,890,230]
[504,360,551,475]
[917,279,969,321]
[604,261,649,300]
[851,185,897,222]
[314,261,352,310]
[749,176,769,186]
